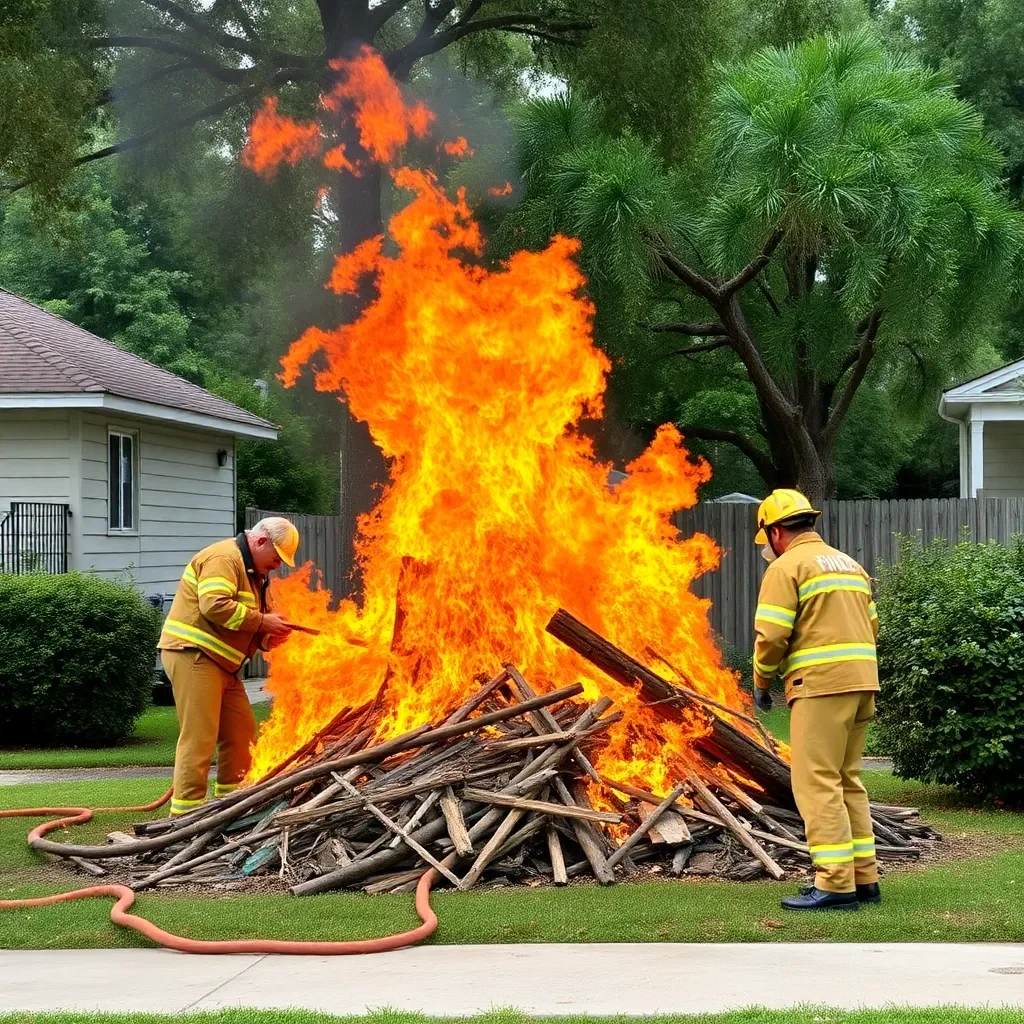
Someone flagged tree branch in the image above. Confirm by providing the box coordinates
[368,0,419,34]
[387,13,591,72]
[3,68,304,194]
[87,36,254,83]
[676,425,777,485]
[824,309,884,444]
[667,340,731,357]
[648,321,726,337]
[721,230,784,297]
[95,59,194,107]
[655,248,720,303]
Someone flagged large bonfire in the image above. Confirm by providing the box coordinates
[242,48,742,792]
[102,55,937,897]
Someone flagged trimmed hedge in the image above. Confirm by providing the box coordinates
[875,538,1024,803]
[0,572,161,746]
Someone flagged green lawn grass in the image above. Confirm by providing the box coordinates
[0,703,272,771]
[2,1012,1022,1024]
[3,772,1023,949]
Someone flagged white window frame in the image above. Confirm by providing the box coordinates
[107,427,139,534]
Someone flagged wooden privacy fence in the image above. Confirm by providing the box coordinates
[676,497,1024,655]
[246,499,1024,671]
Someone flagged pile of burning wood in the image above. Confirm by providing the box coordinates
[111,610,938,893]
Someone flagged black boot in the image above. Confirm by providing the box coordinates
[781,886,859,912]
[857,882,882,904]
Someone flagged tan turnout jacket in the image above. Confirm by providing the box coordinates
[158,534,271,672]
[753,532,879,703]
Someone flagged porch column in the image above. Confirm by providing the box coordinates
[969,417,984,498]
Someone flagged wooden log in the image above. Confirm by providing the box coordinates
[547,826,568,885]
[462,788,622,824]
[440,786,474,856]
[686,772,785,880]
[671,844,694,875]
[388,790,441,849]
[608,783,686,869]
[715,778,801,842]
[291,696,614,896]
[70,856,106,876]
[134,682,584,843]
[546,609,794,803]
[335,776,461,887]
[133,828,280,890]
[504,664,601,782]
[552,777,615,884]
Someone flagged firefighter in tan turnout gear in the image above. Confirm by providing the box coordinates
[751,489,881,911]
[159,517,300,816]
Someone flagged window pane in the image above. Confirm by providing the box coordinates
[108,435,121,529]
[122,435,134,531]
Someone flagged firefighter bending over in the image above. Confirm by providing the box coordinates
[158,517,300,816]
[752,489,880,911]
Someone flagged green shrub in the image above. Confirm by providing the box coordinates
[0,572,160,746]
[875,537,1024,803]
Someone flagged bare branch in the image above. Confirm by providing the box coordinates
[722,230,784,297]
[649,321,726,337]
[676,425,777,485]
[756,279,782,316]
[95,59,193,107]
[825,309,884,443]
[368,0,418,34]
[655,248,720,303]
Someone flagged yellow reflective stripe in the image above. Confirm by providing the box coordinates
[214,783,242,797]
[799,573,872,602]
[785,643,876,671]
[753,655,781,676]
[224,604,249,631]
[162,618,244,663]
[853,836,876,858]
[236,592,257,608]
[755,604,796,628]
[170,797,206,815]
[199,576,236,595]
[813,852,856,864]
[182,565,198,587]
[809,842,855,854]
[809,842,855,865]
[868,601,878,619]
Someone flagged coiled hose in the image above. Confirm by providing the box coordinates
[0,789,438,954]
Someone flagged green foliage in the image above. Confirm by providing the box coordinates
[504,30,1021,495]
[875,538,1024,802]
[0,572,160,746]
[0,0,104,214]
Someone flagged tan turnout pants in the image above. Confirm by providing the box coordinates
[790,690,879,893]
[161,649,257,816]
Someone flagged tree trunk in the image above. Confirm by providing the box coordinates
[321,13,391,597]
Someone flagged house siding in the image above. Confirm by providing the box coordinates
[0,410,72,509]
[78,413,236,595]
[982,421,1024,498]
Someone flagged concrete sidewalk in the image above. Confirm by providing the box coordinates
[2,944,1023,1014]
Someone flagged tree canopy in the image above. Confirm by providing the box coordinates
[503,29,1022,498]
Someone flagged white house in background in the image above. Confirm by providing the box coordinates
[0,288,278,599]
[939,358,1024,498]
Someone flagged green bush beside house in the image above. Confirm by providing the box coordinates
[875,538,1024,803]
[0,572,160,747]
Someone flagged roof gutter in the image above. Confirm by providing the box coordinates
[0,393,279,440]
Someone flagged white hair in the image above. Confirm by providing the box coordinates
[249,517,295,545]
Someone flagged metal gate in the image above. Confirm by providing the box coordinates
[0,502,70,574]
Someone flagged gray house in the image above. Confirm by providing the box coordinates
[0,288,277,598]
[939,358,1024,498]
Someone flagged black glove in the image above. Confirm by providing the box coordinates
[754,687,773,712]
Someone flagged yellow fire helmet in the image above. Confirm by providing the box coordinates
[272,520,300,567]
[754,488,821,545]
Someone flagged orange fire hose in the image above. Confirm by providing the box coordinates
[0,791,439,954]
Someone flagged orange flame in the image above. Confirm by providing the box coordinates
[489,181,513,197]
[442,137,474,157]
[245,49,756,793]
[242,97,321,177]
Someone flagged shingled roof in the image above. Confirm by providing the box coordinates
[0,288,276,434]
